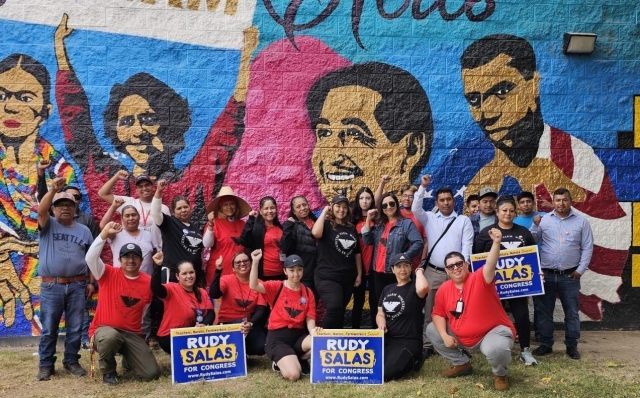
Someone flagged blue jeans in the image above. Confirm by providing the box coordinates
[533,272,581,348]
[81,298,93,345]
[38,281,86,367]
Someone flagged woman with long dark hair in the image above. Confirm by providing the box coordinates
[238,196,284,281]
[362,192,424,323]
[351,187,375,328]
[312,195,363,329]
[210,251,267,356]
[281,195,318,290]
[151,252,214,353]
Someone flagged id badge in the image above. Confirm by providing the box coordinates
[455,300,464,314]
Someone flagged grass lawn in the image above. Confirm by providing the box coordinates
[1,342,639,398]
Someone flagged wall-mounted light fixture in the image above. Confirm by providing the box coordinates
[563,32,597,54]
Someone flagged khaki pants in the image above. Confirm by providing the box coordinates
[422,266,449,349]
[93,326,159,381]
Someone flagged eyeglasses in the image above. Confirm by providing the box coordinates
[445,260,465,270]
[234,259,250,266]
[381,202,396,210]
[54,203,75,208]
[401,194,413,199]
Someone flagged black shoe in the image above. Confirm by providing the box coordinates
[63,362,87,377]
[271,361,280,372]
[35,366,55,381]
[299,358,310,375]
[103,371,118,385]
[414,347,433,371]
[566,346,581,360]
[532,345,553,356]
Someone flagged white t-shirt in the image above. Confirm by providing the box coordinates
[108,229,159,276]
[115,195,169,250]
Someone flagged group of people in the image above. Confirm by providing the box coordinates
[35,166,593,391]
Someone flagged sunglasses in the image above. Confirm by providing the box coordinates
[381,201,397,210]
[445,260,465,270]
[234,259,250,266]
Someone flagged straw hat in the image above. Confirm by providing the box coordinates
[206,187,251,218]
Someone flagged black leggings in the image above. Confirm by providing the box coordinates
[370,271,397,324]
[504,297,530,350]
[384,339,421,381]
[314,276,354,329]
[351,273,376,328]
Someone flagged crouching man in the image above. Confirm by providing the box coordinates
[426,228,515,391]
[86,221,160,385]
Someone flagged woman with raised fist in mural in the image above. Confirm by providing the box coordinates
[53,13,259,224]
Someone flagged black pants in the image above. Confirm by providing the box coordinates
[351,273,375,328]
[504,296,530,350]
[314,276,354,329]
[384,338,421,381]
[370,271,397,324]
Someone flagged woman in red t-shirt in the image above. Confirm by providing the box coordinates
[351,186,375,328]
[150,252,215,354]
[249,249,319,381]
[202,187,250,285]
[210,251,267,356]
[238,196,284,280]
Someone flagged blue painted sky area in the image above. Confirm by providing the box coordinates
[253,0,640,175]
[0,19,239,173]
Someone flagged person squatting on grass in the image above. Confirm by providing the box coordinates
[250,250,320,381]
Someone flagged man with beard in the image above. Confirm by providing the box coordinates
[460,34,628,321]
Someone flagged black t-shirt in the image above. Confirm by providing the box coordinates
[158,215,204,273]
[314,220,360,281]
[473,223,536,254]
[379,279,425,341]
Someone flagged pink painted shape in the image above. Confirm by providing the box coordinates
[225,36,351,217]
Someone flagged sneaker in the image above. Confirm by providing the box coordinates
[81,342,90,350]
[103,371,118,385]
[520,348,538,366]
[298,358,310,375]
[64,362,87,377]
[271,361,280,372]
[532,344,553,356]
[35,366,55,381]
[441,362,472,378]
[566,346,581,360]
[148,338,160,350]
[494,375,510,391]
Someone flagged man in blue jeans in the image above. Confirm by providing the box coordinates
[529,188,593,360]
[36,177,94,381]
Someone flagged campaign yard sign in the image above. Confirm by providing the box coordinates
[311,329,384,385]
[170,324,247,384]
[470,245,545,300]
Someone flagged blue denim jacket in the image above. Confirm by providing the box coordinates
[362,218,424,273]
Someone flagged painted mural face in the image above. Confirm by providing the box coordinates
[116,94,163,169]
[462,53,541,150]
[0,66,48,139]
[312,86,414,201]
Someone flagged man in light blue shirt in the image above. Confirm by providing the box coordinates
[412,175,474,361]
[513,191,545,229]
[529,188,593,360]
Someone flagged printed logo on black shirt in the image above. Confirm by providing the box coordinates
[181,228,203,254]
[335,231,356,257]
[382,292,405,321]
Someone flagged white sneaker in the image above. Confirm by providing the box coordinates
[520,347,538,366]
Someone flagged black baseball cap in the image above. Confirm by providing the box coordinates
[119,243,143,258]
[135,175,153,185]
[284,254,304,268]
[331,195,349,205]
[390,253,412,267]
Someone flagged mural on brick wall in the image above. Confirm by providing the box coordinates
[1,0,640,337]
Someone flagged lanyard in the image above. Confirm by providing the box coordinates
[138,200,151,226]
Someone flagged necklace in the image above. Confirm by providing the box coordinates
[235,275,254,319]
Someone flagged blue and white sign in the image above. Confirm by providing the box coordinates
[471,245,545,300]
[311,329,383,385]
[170,324,247,384]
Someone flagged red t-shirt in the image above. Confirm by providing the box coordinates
[262,281,316,330]
[356,218,374,274]
[374,221,396,273]
[432,267,516,347]
[263,225,283,277]
[216,275,267,323]
[89,265,152,336]
[401,209,426,269]
[205,218,246,284]
[158,283,215,337]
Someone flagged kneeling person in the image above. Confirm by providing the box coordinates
[426,228,515,391]
[377,253,429,381]
[249,251,319,381]
[86,222,160,385]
